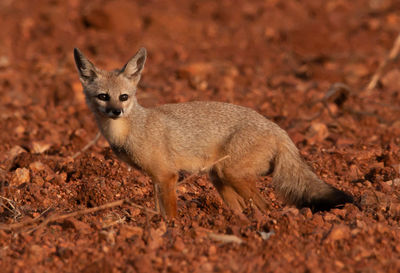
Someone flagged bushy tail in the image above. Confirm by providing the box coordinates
[272,135,353,211]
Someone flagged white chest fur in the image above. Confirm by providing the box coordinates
[101,118,130,147]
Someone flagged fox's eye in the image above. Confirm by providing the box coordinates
[97,93,110,101]
[119,94,129,101]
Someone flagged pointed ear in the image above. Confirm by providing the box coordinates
[73,48,98,83]
[121,47,147,80]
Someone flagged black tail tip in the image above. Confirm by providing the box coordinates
[303,187,354,212]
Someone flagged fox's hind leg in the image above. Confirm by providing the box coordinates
[226,174,269,212]
[209,169,268,212]
[209,173,246,212]
[214,127,275,212]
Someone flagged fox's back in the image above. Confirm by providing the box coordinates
[154,101,276,131]
[150,101,278,140]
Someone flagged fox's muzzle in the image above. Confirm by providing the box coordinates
[105,107,123,118]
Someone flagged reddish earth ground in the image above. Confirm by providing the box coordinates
[0,0,400,272]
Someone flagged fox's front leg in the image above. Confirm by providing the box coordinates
[152,172,178,218]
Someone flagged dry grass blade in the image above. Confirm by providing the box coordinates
[208,232,243,244]
[124,199,159,215]
[102,215,126,229]
[72,131,101,159]
[0,196,21,220]
[366,32,400,93]
[0,198,158,232]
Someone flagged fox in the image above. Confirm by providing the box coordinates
[73,47,353,218]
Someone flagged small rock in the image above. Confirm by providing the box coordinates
[99,230,115,245]
[378,181,392,193]
[11,168,30,185]
[334,260,345,269]
[14,125,25,136]
[364,180,372,188]
[390,162,400,173]
[29,161,47,172]
[148,227,164,250]
[177,62,213,79]
[194,227,211,240]
[327,224,350,241]
[31,141,51,154]
[9,145,26,156]
[0,227,7,237]
[311,214,324,226]
[130,257,153,273]
[327,102,339,115]
[258,230,275,241]
[381,69,400,90]
[0,55,9,68]
[345,204,362,220]
[360,191,388,210]
[356,219,366,229]
[56,245,73,259]
[360,191,376,207]
[208,245,217,256]
[389,202,400,217]
[81,258,113,273]
[345,63,370,78]
[369,0,392,11]
[61,218,91,234]
[173,237,185,252]
[348,164,361,181]
[300,207,312,218]
[323,212,336,221]
[28,244,46,262]
[385,180,393,186]
[264,26,278,40]
[73,128,87,138]
[31,176,44,187]
[119,225,143,239]
[306,122,329,144]
[199,262,213,272]
[281,207,299,216]
[331,208,346,219]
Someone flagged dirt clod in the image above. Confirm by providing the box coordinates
[11,168,30,186]
[326,224,351,242]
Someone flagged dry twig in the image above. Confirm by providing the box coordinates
[0,196,21,220]
[366,32,400,93]
[0,198,157,232]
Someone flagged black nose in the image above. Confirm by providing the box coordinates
[112,109,121,116]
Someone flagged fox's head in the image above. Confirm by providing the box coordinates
[73,48,146,119]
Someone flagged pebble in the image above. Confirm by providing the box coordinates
[119,225,143,239]
[327,224,350,241]
[173,237,185,252]
[306,122,329,144]
[31,141,51,154]
[12,168,30,185]
[29,161,47,172]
